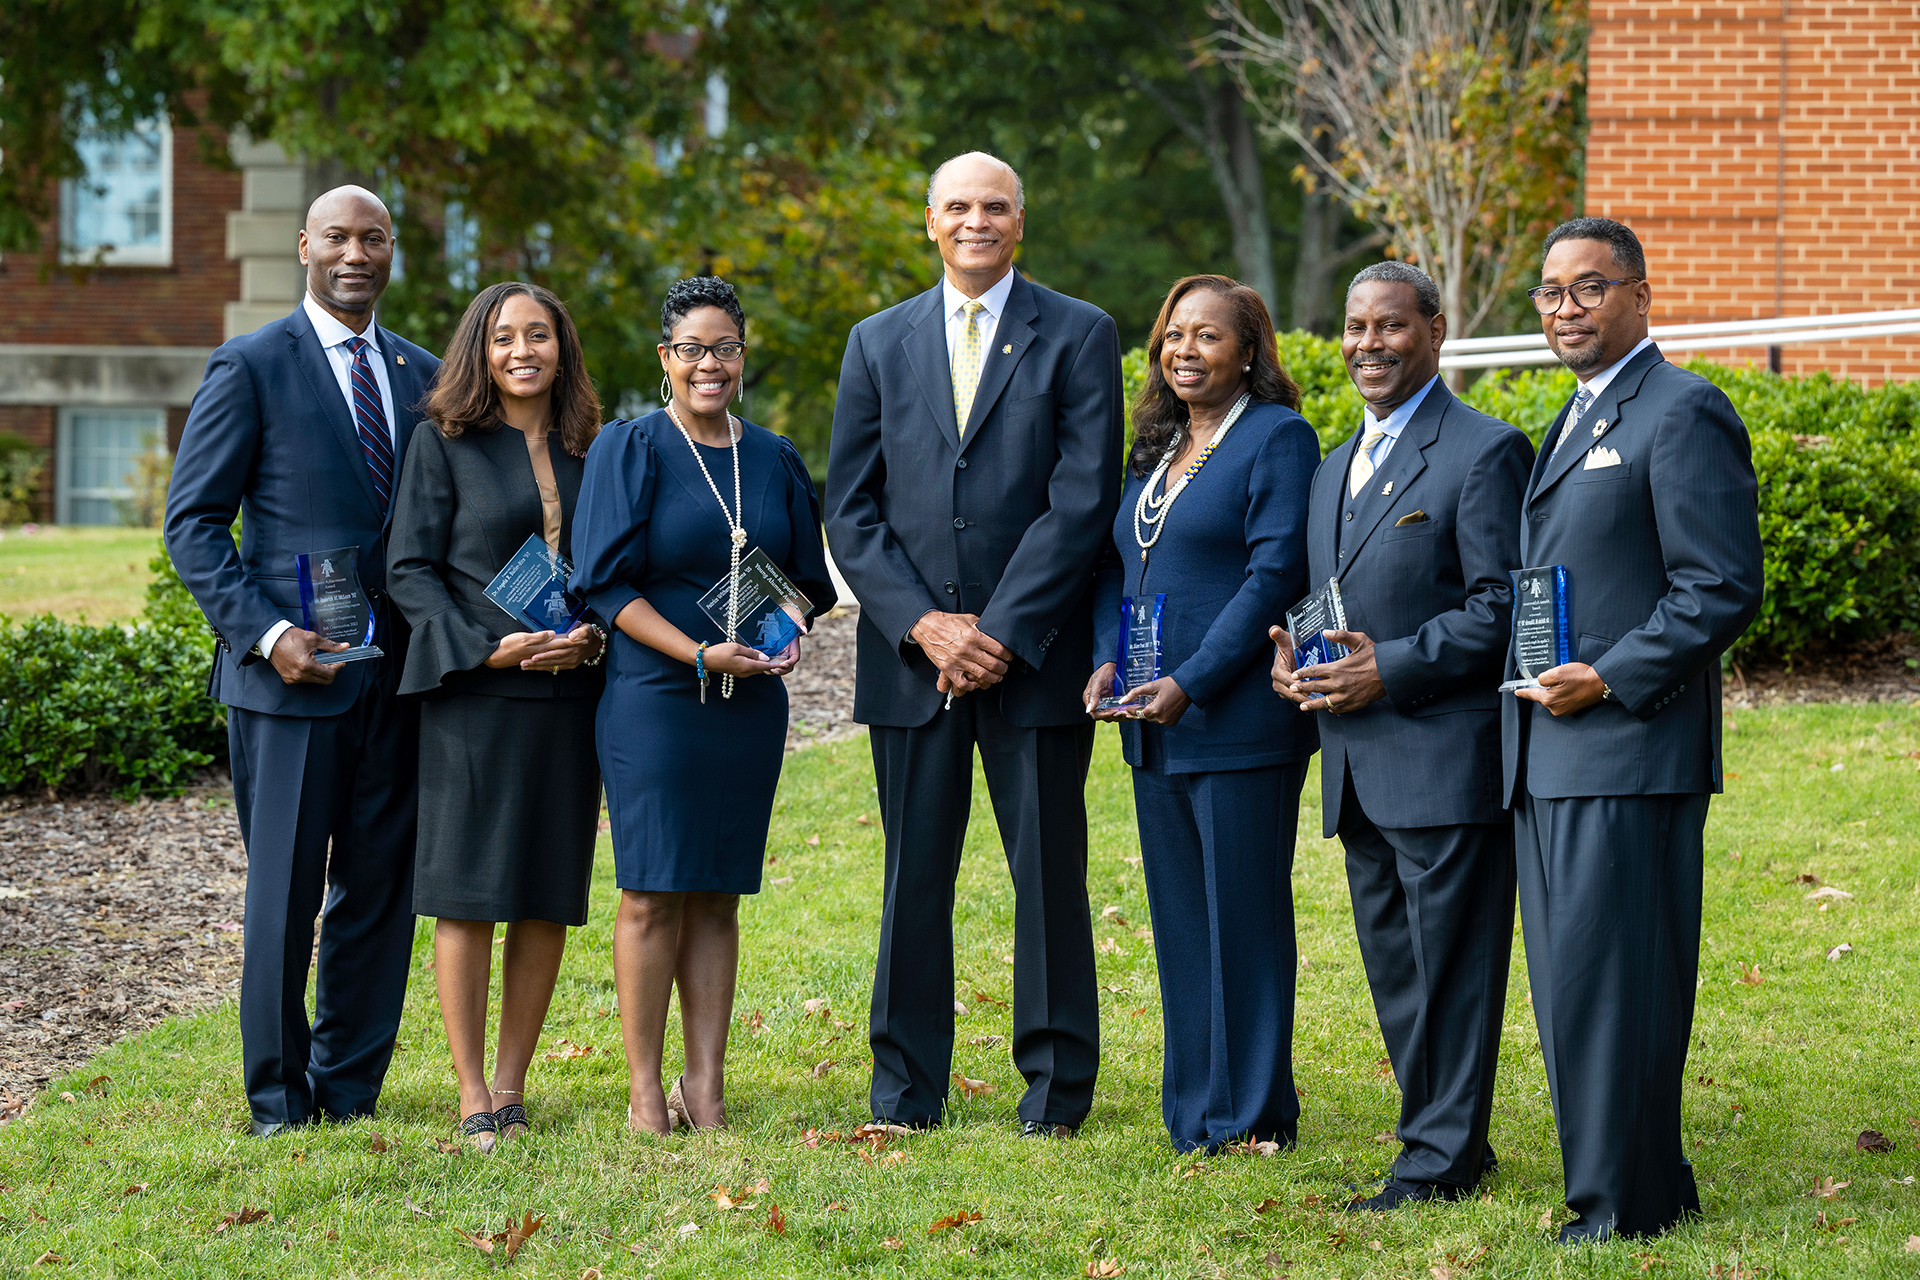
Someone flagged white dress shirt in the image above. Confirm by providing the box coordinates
[941,268,1016,371]
[1352,372,1439,476]
[257,297,401,659]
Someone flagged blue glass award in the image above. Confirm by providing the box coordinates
[1098,593,1166,710]
[296,547,383,665]
[1500,564,1572,691]
[699,547,813,657]
[484,534,589,635]
[1286,577,1350,673]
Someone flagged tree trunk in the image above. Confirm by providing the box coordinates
[1290,185,1337,333]
[1197,78,1278,314]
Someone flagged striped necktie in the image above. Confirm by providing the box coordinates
[1347,426,1388,498]
[952,300,985,437]
[1550,386,1595,458]
[343,335,395,513]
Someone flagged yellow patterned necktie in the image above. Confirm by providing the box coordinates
[1347,426,1387,498]
[952,300,985,437]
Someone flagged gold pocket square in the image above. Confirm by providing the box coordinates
[1583,446,1623,470]
[1393,510,1429,526]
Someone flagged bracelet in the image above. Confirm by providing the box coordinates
[696,641,710,704]
[582,623,608,667]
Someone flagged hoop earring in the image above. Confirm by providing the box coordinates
[660,374,671,404]
[735,378,743,406]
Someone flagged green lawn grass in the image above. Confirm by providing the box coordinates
[3,707,1918,1277]
[0,527,159,624]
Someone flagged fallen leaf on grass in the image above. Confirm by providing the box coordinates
[803,998,830,1016]
[405,1197,435,1218]
[1375,1056,1394,1079]
[952,1073,994,1099]
[123,1182,149,1196]
[827,1202,848,1212]
[1371,1131,1397,1145]
[881,1236,902,1249]
[1536,1208,1554,1230]
[1086,1260,1126,1277]
[1856,1130,1894,1153]
[677,1221,700,1237]
[766,1202,787,1235]
[745,1178,772,1195]
[214,1206,271,1232]
[811,1059,835,1078]
[1253,1197,1282,1213]
[545,1039,594,1060]
[1809,1176,1849,1198]
[854,1122,913,1139]
[1301,1193,1324,1208]
[1814,1211,1856,1232]
[1791,873,1819,886]
[581,1269,603,1280]
[743,1009,766,1035]
[58,1092,75,1104]
[879,1149,908,1166]
[1806,886,1853,901]
[806,835,820,847]
[928,1209,982,1233]
[368,1132,389,1153]
[1324,1229,1347,1249]
[1096,938,1122,955]
[1223,1139,1281,1156]
[972,990,1008,1006]
[855,814,872,825]
[1736,962,1764,986]
[32,1253,60,1267]
[1906,1236,1920,1253]
[1134,928,1154,942]
[709,1186,749,1210]
[429,1137,463,1155]
[953,1000,969,1016]
[83,1075,109,1097]
[770,876,794,887]
[1180,1163,1208,1179]
[1826,944,1852,961]
[966,1034,1004,1047]
[456,1228,496,1254]
[1631,1254,1668,1272]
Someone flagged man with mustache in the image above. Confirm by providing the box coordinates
[826,151,1122,1137]
[1504,218,1762,1241]
[1273,261,1531,1208]
[165,187,440,1136]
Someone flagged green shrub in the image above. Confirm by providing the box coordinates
[0,540,225,799]
[0,433,48,525]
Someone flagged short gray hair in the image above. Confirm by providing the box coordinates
[1347,261,1441,319]
[926,151,1025,213]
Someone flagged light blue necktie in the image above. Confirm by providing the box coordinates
[1550,386,1595,459]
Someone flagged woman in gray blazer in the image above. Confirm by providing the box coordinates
[388,282,606,1151]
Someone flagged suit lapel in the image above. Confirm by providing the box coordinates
[957,273,1039,456]
[1528,343,1664,503]
[1310,430,1354,582]
[1335,386,1444,578]
[903,287,961,453]
[378,327,421,513]
[285,309,385,517]
[553,434,582,562]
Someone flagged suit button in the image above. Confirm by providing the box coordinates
[1344,511,1353,522]
[956,458,969,469]
[953,517,966,529]
[945,581,956,594]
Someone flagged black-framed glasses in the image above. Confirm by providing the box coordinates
[665,340,747,361]
[1526,278,1641,314]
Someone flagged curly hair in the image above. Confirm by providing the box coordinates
[425,282,602,456]
[662,275,747,340]
[1128,275,1301,478]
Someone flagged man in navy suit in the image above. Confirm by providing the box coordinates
[1503,218,1762,1241]
[164,186,440,1136]
[826,152,1123,1136]
[1274,262,1531,1208]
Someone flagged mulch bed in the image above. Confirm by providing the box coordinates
[5,611,1913,1111]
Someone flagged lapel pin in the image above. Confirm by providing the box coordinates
[396,354,407,366]
[1590,418,1606,436]
[1381,480,1393,495]
[1002,344,1012,354]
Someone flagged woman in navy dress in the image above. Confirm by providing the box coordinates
[1082,274,1320,1153]
[573,276,836,1135]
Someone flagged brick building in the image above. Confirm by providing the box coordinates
[1585,1,1920,382]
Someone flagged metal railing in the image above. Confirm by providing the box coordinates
[1438,307,1920,371]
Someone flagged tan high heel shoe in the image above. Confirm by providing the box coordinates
[664,1075,693,1132]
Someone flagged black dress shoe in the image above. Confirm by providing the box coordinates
[1021,1120,1078,1139]
[1346,1177,1467,1211]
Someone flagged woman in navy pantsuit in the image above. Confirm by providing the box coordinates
[572,276,836,1135]
[1083,275,1320,1153]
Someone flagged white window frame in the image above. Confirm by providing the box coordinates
[55,406,167,525]
[59,119,174,268]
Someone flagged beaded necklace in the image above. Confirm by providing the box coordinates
[666,403,745,702]
[1132,392,1252,568]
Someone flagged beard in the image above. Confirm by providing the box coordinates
[1550,331,1608,373]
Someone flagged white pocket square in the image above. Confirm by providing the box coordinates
[1583,446,1623,470]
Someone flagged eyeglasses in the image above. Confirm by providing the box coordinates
[665,340,747,362]
[1526,278,1641,314]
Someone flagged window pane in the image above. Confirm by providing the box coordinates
[62,121,165,254]
[62,409,160,526]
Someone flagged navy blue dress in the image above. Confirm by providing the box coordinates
[1091,398,1320,1153]
[572,412,836,893]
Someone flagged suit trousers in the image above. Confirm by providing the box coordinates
[228,675,418,1125]
[1515,790,1708,1241]
[868,695,1098,1127]
[1337,772,1512,1187]
[1131,750,1309,1152]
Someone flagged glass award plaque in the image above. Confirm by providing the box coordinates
[1098,593,1166,710]
[1499,564,1573,691]
[1286,577,1350,672]
[295,547,383,665]
[699,547,813,657]
[483,534,589,635]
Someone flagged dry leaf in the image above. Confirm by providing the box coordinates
[368,1131,389,1153]
[766,1202,787,1235]
[709,1186,747,1210]
[810,1059,835,1078]
[952,1072,994,1099]
[879,1149,908,1165]
[214,1206,271,1232]
[32,1253,60,1267]
[1134,929,1154,942]
[827,1201,849,1211]
[1736,962,1764,986]
[1631,1254,1668,1272]
[581,1269,603,1280]
[1814,1211,1857,1232]
[743,1009,766,1035]
[1806,886,1853,901]
[123,1182,149,1196]
[1096,938,1122,955]
[1856,1129,1894,1153]
[1371,1131,1397,1145]
[855,814,872,825]
[803,998,830,1016]
[1536,1208,1554,1230]
[882,1236,903,1249]
[1432,1267,1453,1280]
[676,1221,700,1237]
[806,835,820,847]
[928,1209,983,1232]
[973,990,1009,1006]
[405,1197,435,1218]
[545,1038,594,1060]
[1809,1176,1849,1198]
[967,1034,1004,1047]
[853,1122,913,1140]
[1301,1193,1324,1208]
[1792,873,1819,885]
[1826,943,1852,961]
[1375,1056,1395,1079]
[770,876,794,887]
[744,1178,772,1195]
[1905,1236,1920,1253]
[1223,1139,1281,1156]
[84,1075,110,1097]
[1253,1197,1282,1213]
[953,1000,969,1016]
[1086,1261,1127,1277]
[455,1227,496,1255]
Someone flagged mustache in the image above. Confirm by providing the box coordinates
[1349,351,1401,367]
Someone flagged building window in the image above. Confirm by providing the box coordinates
[56,407,165,525]
[59,118,173,267]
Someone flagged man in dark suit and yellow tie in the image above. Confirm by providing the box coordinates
[165,186,439,1136]
[1504,218,1763,1241]
[1273,262,1532,1208]
[826,152,1123,1136]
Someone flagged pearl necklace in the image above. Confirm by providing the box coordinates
[666,402,746,702]
[1133,392,1251,566]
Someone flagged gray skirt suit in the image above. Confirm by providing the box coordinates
[388,421,605,925]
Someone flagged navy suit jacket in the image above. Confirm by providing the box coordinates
[164,305,440,718]
[826,272,1124,728]
[1307,384,1532,833]
[1092,401,1321,773]
[1500,344,1763,802]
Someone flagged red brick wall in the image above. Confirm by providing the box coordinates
[1585,1,1920,383]
[0,120,240,348]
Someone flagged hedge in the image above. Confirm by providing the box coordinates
[2,341,1914,797]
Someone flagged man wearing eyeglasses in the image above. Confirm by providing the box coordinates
[1502,217,1763,1243]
